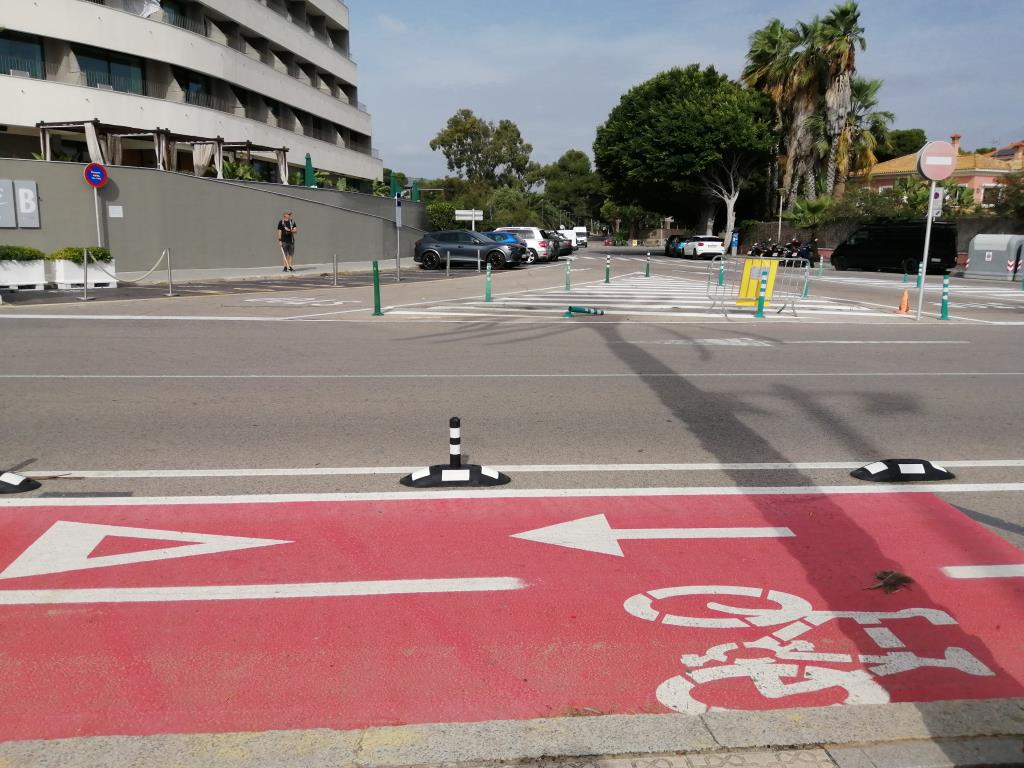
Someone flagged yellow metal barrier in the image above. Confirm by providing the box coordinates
[737,257,779,306]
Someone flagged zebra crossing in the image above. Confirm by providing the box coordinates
[388,272,894,321]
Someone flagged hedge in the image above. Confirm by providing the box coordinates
[0,245,46,262]
[47,247,113,264]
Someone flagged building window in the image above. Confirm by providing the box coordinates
[0,31,44,80]
[73,45,144,94]
[172,66,213,106]
[981,186,1003,207]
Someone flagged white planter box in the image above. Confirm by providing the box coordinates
[48,259,118,289]
[0,260,47,290]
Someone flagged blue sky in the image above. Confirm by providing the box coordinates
[348,0,1024,179]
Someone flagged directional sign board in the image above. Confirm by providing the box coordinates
[454,209,484,222]
[916,141,957,182]
[83,162,109,189]
[1,492,1022,741]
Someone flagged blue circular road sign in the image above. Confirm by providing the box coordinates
[83,162,109,189]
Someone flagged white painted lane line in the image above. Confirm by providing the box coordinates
[941,565,1024,579]
[4,483,1024,508]
[0,577,527,605]
[26,459,1024,480]
[2,372,1022,380]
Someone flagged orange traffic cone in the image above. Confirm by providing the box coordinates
[896,289,910,315]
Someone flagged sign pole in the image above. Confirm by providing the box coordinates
[395,195,402,283]
[915,180,937,321]
[93,186,103,248]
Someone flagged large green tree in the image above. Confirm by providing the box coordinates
[429,109,534,187]
[875,128,927,162]
[593,64,773,234]
[539,149,605,225]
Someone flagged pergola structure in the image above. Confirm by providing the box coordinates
[36,119,290,183]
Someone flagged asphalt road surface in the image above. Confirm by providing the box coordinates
[1,250,1022,765]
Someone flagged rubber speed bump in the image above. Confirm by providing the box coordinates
[851,459,955,483]
[0,471,41,495]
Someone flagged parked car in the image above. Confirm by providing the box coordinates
[573,227,589,247]
[482,231,527,248]
[830,221,957,274]
[664,235,688,257]
[542,230,572,258]
[683,236,726,259]
[493,227,554,263]
[414,230,525,270]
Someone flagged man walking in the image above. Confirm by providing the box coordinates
[277,211,298,272]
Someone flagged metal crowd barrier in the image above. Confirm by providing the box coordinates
[707,255,811,317]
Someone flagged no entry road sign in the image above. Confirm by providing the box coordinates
[0,492,1021,741]
[916,141,957,182]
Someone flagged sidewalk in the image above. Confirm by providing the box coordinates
[118,257,417,284]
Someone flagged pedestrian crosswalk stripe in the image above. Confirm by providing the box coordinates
[390,274,894,320]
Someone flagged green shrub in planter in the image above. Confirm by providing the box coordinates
[47,247,113,264]
[0,245,46,262]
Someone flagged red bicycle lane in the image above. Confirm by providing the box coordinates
[0,491,1021,741]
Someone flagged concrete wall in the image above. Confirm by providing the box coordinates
[0,158,425,271]
[741,216,1021,252]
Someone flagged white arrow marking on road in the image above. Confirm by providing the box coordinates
[511,514,794,556]
[0,521,291,579]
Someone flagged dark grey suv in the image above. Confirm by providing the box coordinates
[414,230,525,269]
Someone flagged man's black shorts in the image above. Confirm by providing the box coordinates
[281,242,295,256]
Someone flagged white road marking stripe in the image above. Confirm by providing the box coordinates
[2,372,1022,380]
[0,577,527,605]
[864,627,906,648]
[3,483,1024,508]
[24,459,1024,480]
[941,565,1024,579]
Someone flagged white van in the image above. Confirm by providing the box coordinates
[572,227,589,248]
[556,229,579,249]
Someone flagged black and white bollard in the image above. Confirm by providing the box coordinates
[400,417,511,488]
[0,470,41,495]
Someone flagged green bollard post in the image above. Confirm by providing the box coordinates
[903,270,908,284]
[717,260,725,287]
[645,252,651,277]
[371,260,383,316]
[754,268,768,318]
[565,259,571,292]
[605,255,610,284]
[916,260,923,289]
[803,267,810,298]
[485,263,492,303]
[940,275,950,320]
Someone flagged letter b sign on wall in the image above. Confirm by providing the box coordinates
[0,180,40,228]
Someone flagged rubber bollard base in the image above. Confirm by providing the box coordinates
[400,464,511,488]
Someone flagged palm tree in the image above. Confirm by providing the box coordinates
[783,19,828,204]
[833,77,892,197]
[819,1,866,195]
[742,19,797,210]
[809,77,892,198]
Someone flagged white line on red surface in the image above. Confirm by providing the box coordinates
[3,483,1024,508]
[941,565,1024,579]
[0,577,528,605]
